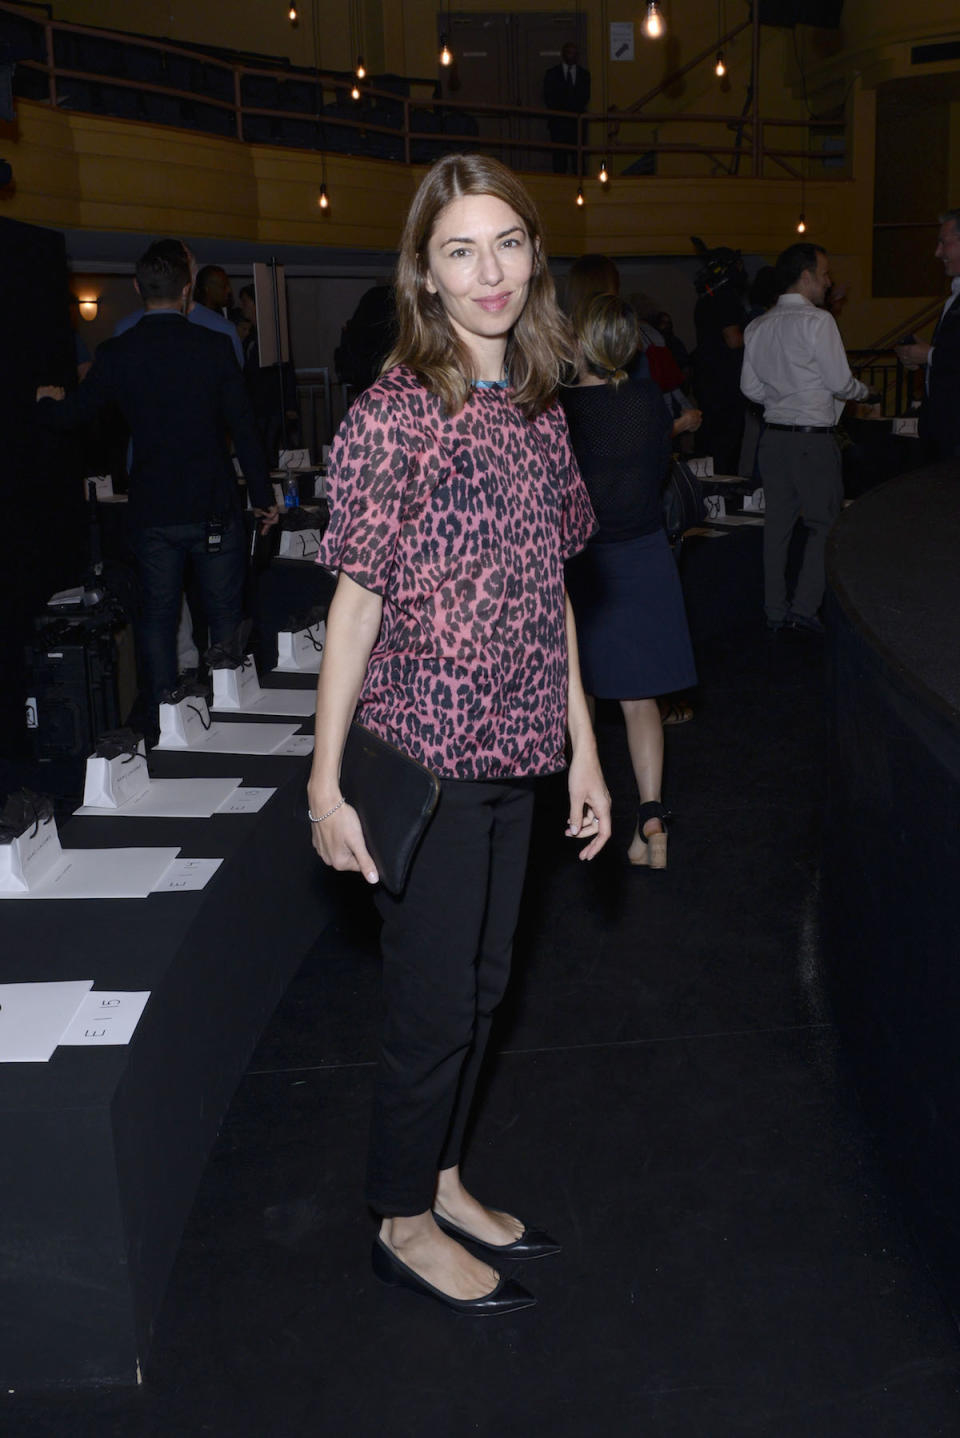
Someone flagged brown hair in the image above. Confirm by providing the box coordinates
[575,293,638,389]
[564,253,621,325]
[383,153,575,419]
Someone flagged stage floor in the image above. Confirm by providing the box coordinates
[8,619,960,1433]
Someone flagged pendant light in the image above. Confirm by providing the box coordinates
[642,3,665,39]
[575,185,585,207]
[598,159,609,184]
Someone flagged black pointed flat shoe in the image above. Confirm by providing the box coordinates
[371,1237,536,1315]
[432,1211,562,1260]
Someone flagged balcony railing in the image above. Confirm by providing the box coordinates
[1,0,848,180]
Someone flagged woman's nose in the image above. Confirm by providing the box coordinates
[477,246,503,286]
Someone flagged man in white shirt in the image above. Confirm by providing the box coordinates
[741,242,873,634]
[895,209,960,463]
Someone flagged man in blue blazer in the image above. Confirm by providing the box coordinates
[36,238,278,728]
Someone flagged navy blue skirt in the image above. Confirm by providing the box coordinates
[565,529,697,700]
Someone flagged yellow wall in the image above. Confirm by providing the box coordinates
[10,0,960,344]
[3,93,888,341]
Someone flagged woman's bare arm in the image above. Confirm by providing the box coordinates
[307,571,384,882]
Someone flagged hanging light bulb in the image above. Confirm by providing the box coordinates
[288,3,298,21]
[318,182,329,210]
[356,56,366,79]
[714,50,726,77]
[575,185,585,207]
[351,82,361,100]
[598,159,609,184]
[439,35,453,66]
[642,2,665,39]
[796,212,807,234]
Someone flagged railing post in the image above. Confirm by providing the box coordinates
[234,67,243,141]
[45,20,56,108]
[751,2,761,177]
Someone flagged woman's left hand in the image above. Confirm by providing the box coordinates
[566,748,612,860]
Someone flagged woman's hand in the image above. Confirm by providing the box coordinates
[308,796,379,884]
[565,747,612,860]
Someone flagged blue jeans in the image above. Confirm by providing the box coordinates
[132,516,246,710]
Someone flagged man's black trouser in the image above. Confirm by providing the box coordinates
[131,513,246,711]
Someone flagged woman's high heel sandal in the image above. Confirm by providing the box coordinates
[628,800,670,869]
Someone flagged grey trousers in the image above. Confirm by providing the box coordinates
[757,428,843,622]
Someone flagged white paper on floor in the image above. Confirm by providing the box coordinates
[214,787,275,815]
[58,991,151,1047]
[152,857,223,892]
[74,777,242,819]
[211,662,316,717]
[154,720,302,755]
[0,847,181,900]
[0,980,94,1061]
[271,734,314,757]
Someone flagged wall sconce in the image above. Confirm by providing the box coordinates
[77,297,99,321]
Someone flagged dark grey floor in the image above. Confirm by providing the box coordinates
[7,623,960,1436]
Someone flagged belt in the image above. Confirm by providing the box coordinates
[765,423,835,433]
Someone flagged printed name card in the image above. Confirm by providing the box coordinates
[892,416,919,437]
[82,741,151,809]
[276,620,325,671]
[0,816,62,893]
[212,657,262,709]
[278,448,311,469]
[742,488,765,513]
[704,494,727,519]
[59,991,151,1047]
[278,528,323,561]
[687,456,714,478]
[158,694,212,748]
[85,474,114,500]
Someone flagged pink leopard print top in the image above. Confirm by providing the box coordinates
[318,366,596,779]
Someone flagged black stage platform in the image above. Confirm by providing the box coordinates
[824,461,960,1321]
[0,685,328,1391]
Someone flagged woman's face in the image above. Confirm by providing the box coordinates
[423,193,536,370]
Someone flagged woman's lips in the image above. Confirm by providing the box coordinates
[474,292,513,312]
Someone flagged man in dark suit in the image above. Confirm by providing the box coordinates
[36,238,278,728]
[896,209,960,463]
[543,42,590,175]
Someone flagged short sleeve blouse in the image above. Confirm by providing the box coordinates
[317,366,596,780]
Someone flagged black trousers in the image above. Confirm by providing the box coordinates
[365,776,536,1216]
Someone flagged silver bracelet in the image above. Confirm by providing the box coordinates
[308,797,345,824]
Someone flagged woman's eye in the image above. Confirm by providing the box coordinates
[449,248,470,259]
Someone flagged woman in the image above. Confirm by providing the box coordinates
[307,155,611,1316]
[562,294,697,869]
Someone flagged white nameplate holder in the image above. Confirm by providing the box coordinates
[687,456,715,478]
[82,741,151,809]
[0,816,63,894]
[275,620,325,673]
[704,494,727,519]
[742,487,765,514]
[212,658,261,710]
[158,694,213,748]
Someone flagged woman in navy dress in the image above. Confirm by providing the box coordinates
[562,294,697,869]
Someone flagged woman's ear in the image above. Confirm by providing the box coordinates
[419,254,438,296]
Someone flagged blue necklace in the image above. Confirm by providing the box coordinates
[472,377,509,390]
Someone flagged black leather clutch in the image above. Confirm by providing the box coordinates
[340,722,440,894]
